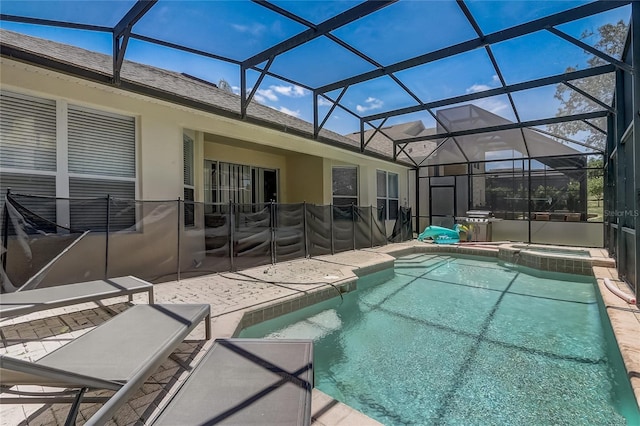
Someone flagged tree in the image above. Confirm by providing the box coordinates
[587,157,604,204]
[550,20,628,150]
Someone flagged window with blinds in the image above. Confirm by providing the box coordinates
[0,91,57,172]
[183,133,195,227]
[67,105,136,230]
[0,91,138,232]
[0,91,57,219]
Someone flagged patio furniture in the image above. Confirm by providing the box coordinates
[152,338,313,426]
[0,303,211,425]
[0,276,154,319]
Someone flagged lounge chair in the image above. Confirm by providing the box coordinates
[152,338,313,426]
[0,276,154,319]
[0,303,211,425]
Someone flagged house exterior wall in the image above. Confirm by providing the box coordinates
[286,153,324,204]
[1,58,410,207]
[1,58,411,285]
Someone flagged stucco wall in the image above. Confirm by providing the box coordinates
[1,58,409,205]
[286,153,324,204]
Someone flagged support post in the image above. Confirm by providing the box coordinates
[330,204,335,255]
[528,159,532,244]
[352,203,356,250]
[105,194,111,279]
[177,197,181,282]
[1,189,11,273]
[229,201,235,271]
[614,69,626,281]
[415,168,420,235]
[303,202,309,258]
[370,205,374,248]
[632,0,640,304]
[271,201,276,265]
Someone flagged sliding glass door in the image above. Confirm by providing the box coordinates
[205,160,278,205]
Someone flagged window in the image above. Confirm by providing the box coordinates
[377,170,399,220]
[332,166,358,206]
[68,105,136,230]
[0,90,136,230]
[0,91,57,221]
[183,133,195,226]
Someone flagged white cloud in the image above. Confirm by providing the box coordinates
[256,89,278,102]
[271,84,307,98]
[466,84,491,94]
[475,98,509,114]
[492,74,500,84]
[246,85,308,105]
[231,86,241,95]
[318,97,334,107]
[356,97,383,113]
[276,106,301,118]
[232,23,266,37]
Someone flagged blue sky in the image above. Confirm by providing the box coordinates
[0,1,631,138]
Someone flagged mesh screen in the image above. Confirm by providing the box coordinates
[372,206,387,246]
[274,203,305,263]
[1,193,100,291]
[333,205,355,253]
[354,206,373,249]
[202,204,233,273]
[1,195,394,291]
[306,204,332,256]
[390,207,413,242]
[108,199,179,283]
[233,204,272,271]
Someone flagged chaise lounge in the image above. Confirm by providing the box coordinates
[0,276,154,319]
[152,338,314,426]
[0,303,210,425]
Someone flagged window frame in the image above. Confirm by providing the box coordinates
[205,159,280,206]
[376,170,399,221]
[0,89,138,232]
[331,166,359,207]
[183,132,195,227]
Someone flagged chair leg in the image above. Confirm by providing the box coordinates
[205,314,211,340]
[64,387,87,426]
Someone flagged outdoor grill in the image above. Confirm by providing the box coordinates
[456,210,500,242]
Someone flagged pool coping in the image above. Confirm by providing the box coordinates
[234,241,640,419]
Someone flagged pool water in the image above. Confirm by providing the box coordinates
[513,245,591,257]
[240,254,640,425]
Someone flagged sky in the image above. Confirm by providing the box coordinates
[0,0,632,139]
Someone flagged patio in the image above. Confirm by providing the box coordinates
[1,241,638,425]
[0,0,639,423]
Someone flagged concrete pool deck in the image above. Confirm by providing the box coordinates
[1,241,638,425]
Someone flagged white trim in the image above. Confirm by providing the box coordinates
[56,99,70,227]
[67,173,136,182]
[56,99,69,197]
[0,168,57,177]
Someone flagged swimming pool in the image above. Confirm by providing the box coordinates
[240,254,640,425]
